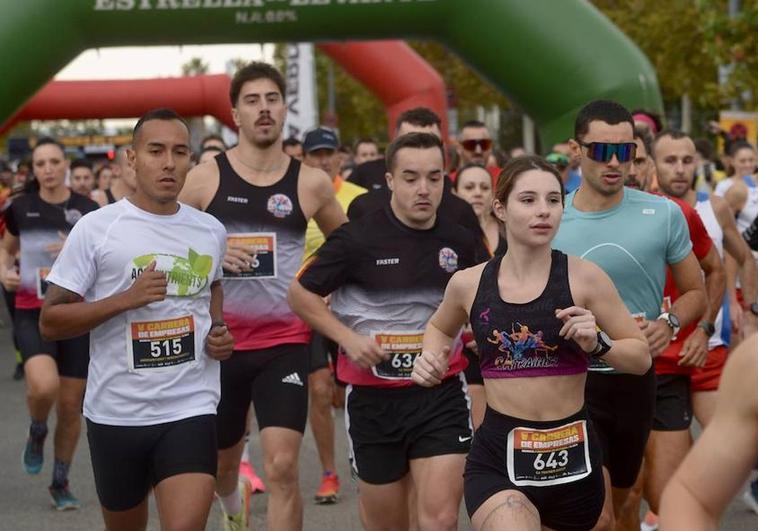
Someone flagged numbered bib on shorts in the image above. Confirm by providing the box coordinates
[224,233,277,279]
[506,419,591,487]
[36,267,51,300]
[127,315,196,372]
[371,330,423,380]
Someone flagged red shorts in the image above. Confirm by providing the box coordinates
[691,345,728,392]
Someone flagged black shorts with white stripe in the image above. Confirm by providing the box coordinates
[345,373,472,485]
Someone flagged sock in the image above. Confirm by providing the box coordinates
[52,459,71,489]
[29,419,48,441]
[240,439,251,466]
[323,470,336,477]
[220,486,242,516]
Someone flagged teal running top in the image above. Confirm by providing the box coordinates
[553,187,692,372]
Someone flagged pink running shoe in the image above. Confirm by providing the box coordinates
[239,461,266,494]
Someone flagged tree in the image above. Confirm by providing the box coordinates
[592,0,758,111]
[181,57,209,77]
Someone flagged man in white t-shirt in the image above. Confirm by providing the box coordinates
[39,108,234,531]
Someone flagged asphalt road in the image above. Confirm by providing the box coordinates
[0,312,755,530]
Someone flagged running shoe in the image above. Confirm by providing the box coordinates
[12,362,23,381]
[640,510,659,531]
[239,460,266,494]
[742,478,758,516]
[314,471,340,505]
[49,483,80,511]
[221,479,252,531]
[23,435,44,475]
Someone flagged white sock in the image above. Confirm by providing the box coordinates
[219,487,242,515]
[241,439,251,465]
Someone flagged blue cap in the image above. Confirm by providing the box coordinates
[303,127,339,153]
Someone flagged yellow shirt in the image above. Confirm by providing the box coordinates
[303,176,367,260]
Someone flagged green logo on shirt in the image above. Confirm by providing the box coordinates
[132,249,212,296]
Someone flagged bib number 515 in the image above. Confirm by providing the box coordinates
[150,338,182,358]
[533,450,569,471]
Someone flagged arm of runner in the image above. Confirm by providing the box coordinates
[307,168,348,237]
[205,280,233,361]
[40,260,168,340]
[679,246,724,367]
[659,334,758,530]
[413,270,471,387]
[287,280,388,368]
[0,231,20,291]
[568,258,650,375]
[646,252,706,357]
[177,162,219,211]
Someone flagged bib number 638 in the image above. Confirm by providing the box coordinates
[391,353,416,369]
[533,450,569,471]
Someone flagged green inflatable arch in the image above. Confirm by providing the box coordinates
[0,0,661,148]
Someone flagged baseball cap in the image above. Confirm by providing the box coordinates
[546,152,569,168]
[303,127,339,153]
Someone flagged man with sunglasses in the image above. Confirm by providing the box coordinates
[454,120,500,182]
[553,100,706,530]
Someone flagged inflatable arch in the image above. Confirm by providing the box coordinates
[0,0,661,148]
[0,41,448,139]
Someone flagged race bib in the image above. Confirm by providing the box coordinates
[224,233,277,279]
[127,315,196,372]
[36,267,51,300]
[371,330,423,380]
[506,420,591,487]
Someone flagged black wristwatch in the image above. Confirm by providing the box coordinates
[698,320,716,336]
[590,330,613,358]
[750,303,758,317]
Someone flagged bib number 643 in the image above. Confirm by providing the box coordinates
[533,450,569,471]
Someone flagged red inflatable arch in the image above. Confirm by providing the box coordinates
[0,41,447,139]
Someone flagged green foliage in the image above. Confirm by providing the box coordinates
[181,57,209,77]
[592,0,757,110]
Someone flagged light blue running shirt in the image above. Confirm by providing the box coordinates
[552,187,692,372]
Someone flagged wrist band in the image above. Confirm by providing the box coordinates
[211,321,227,329]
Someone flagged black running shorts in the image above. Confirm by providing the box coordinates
[464,406,604,530]
[345,374,472,485]
[652,374,693,431]
[87,415,217,512]
[216,343,309,449]
[585,367,656,488]
[16,308,88,379]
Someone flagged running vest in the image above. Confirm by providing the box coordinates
[5,191,98,309]
[695,198,728,349]
[470,250,588,379]
[205,153,310,350]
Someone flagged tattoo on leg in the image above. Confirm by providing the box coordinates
[481,494,540,530]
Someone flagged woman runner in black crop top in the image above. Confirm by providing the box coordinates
[412,156,650,531]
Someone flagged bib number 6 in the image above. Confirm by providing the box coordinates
[533,450,569,471]
[391,353,417,369]
[150,338,182,358]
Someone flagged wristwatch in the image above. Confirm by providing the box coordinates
[698,320,716,336]
[751,303,758,317]
[657,312,681,336]
[590,330,613,358]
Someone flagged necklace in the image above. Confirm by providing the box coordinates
[232,150,286,173]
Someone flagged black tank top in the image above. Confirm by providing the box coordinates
[470,250,588,379]
[105,189,116,204]
[204,152,309,351]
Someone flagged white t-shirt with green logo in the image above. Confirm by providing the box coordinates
[47,199,226,426]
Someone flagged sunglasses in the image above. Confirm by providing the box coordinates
[579,141,637,163]
[461,139,493,152]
